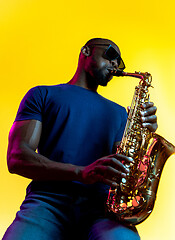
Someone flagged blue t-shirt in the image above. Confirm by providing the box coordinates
[15,84,127,166]
[15,84,127,194]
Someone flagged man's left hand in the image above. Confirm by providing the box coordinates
[140,102,157,132]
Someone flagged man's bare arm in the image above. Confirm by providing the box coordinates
[7,120,82,181]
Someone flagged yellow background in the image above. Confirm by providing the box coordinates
[0,0,175,239]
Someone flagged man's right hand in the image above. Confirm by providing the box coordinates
[79,154,133,187]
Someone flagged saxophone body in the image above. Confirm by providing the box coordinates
[106,71,175,225]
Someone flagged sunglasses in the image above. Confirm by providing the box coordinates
[87,44,125,71]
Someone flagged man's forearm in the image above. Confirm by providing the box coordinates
[8,143,83,182]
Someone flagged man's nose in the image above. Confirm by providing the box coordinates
[110,59,119,69]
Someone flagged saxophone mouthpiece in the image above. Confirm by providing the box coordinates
[109,69,126,76]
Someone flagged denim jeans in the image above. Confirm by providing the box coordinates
[3,181,140,240]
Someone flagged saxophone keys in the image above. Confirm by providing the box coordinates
[121,178,127,184]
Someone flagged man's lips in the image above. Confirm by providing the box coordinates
[107,68,117,75]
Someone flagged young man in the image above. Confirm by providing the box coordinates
[3,38,157,240]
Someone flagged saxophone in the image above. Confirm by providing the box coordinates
[106,71,175,225]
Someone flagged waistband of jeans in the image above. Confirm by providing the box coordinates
[26,180,109,198]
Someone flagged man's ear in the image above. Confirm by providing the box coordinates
[81,46,91,57]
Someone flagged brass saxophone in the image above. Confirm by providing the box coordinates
[106,71,175,225]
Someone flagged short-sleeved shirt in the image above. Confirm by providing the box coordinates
[15,84,128,193]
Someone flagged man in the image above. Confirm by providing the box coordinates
[3,38,157,240]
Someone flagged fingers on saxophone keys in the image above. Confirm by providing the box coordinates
[114,154,134,164]
[142,122,158,132]
[100,165,127,182]
[140,105,157,117]
[109,156,133,174]
[103,179,118,188]
[105,165,128,177]
[106,156,133,172]
[141,102,154,109]
[141,114,157,123]
[94,169,122,187]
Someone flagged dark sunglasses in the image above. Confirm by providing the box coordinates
[87,44,125,71]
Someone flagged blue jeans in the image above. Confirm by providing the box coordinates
[3,181,140,240]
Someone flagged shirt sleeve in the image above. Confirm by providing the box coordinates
[114,107,128,142]
[15,86,43,122]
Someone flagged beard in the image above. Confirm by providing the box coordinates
[93,67,113,86]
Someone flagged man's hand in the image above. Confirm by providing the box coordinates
[140,102,157,132]
[79,154,133,187]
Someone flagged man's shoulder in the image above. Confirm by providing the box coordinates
[30,84,65,91]
[26,84,67,96]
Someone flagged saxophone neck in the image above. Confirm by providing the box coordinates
[112,70,152,87]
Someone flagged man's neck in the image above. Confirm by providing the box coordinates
[68,69,98,92]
